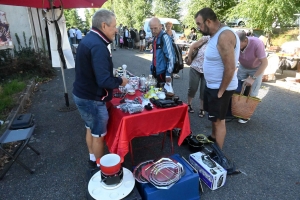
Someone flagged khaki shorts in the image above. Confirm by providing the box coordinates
[140,39,145,46]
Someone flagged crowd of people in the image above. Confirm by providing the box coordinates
[72,8,268,168]
[68,27,83,46]
[112,24,147,51]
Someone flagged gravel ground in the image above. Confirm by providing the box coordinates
[0,48,300,200]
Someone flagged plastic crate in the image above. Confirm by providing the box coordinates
[136,154,200,200]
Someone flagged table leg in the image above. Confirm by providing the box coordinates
[170,130,174,154]
[129,141,135,166]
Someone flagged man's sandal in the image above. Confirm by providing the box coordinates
[199,110,205,118]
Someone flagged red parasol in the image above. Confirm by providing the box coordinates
[0,0,108,109]
[0,0,106,9]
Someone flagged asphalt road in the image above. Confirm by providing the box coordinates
[1,47,300,200]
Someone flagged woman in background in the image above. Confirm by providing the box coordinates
[189,27,197,41]
[165,21,180,79]
[185,36,210,117]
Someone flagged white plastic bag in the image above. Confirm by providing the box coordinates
[164,82,174,94]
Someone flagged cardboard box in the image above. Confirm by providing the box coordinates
[189,152,227,190]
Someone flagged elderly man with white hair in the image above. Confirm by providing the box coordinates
[149,17,175,87]
[73,9,128,168]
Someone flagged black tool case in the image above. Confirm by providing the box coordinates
[9,113,34,130]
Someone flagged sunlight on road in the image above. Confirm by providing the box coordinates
[134,53,152,61]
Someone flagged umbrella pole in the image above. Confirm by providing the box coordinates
[49,1,70,108]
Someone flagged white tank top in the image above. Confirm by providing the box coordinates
[203,26,240,90]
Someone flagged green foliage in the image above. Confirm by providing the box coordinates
[183,0,237,29]
[0,80,26,118]
[0,49,13,67]
[64,9,83,29]
[112,0,152,29]
[0,32,55,81]
[154,0,181,19]
[84,8,92,28]
[227,0,300,32]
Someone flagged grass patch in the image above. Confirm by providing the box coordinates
[0,80,26,120]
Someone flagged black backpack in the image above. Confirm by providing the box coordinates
[161,33,184,74]
[208,143,241,175]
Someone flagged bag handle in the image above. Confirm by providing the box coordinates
[239,81,253,102]
[195,39,208,52]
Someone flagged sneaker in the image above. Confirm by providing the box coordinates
[88,160,97,168]
[173,74,180,79]
[207,135,216,142]
[238,118,249,124]
[188,105,194,113]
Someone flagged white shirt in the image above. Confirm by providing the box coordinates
[125,30,129,37]
[69,28,75,38]
[203,27,240,90]
[190,36,210,73]
[76,29,82,39]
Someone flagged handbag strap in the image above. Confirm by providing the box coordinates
[240,81,252,97]
[195,40,208,51]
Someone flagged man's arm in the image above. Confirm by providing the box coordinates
[244,57,268,86]
[217,30,237,98]
[91,45,124,89]
[186,37,209,65]
[244,41,268,86]
[162,34,175,79]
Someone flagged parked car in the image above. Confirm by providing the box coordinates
[226,18,247,27]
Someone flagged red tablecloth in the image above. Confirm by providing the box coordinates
[105,91,191,162]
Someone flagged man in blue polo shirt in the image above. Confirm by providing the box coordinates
[73,9,128,168]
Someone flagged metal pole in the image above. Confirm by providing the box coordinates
[49,0,69,107]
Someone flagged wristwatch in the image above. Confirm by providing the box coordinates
[252,75,257,80]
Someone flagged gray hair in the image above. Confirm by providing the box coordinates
[92,9,115,30]
[236,30,247,42]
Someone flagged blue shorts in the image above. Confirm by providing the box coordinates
[73,94,109,137]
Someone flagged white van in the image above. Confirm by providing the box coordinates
[143,18,184,39]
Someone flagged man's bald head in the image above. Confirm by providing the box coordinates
[149,17,162,37]
[236,30,248,50]
[236,30,247,42]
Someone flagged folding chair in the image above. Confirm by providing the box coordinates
[0,125,40,180]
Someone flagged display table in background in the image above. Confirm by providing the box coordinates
[105,91,191,162]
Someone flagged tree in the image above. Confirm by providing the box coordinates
[228,0,300,32]
[84,9,92,28]
[183,0,237,29]
[153,0,181,19]
[132,0,153,29]
[64,9,84,30]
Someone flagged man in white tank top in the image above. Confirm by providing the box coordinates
[194,8,240,149]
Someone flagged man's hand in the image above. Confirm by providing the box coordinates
[244,76,255,86]
[120,77,129,86]
[217,90,223,98]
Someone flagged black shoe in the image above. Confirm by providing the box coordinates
[88,160,97,168]
[188,105,194,113]
[207,135,216,142]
